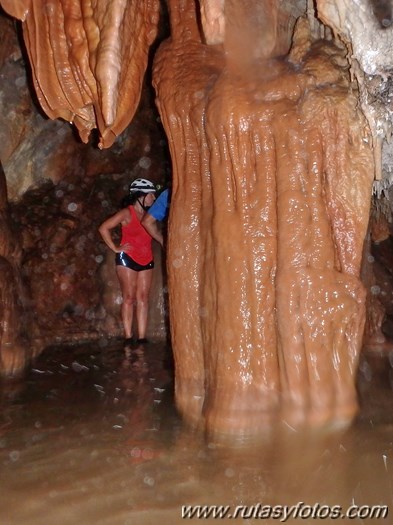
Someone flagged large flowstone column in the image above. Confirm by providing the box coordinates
[153,1,374,436]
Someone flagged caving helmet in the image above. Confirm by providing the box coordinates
[129,178,156,194]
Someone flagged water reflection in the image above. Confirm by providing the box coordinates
[0,341,392,524]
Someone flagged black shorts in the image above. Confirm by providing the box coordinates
[115,252,154,271]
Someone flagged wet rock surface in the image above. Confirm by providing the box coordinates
[154,4,374,434]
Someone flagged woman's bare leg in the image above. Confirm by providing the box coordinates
[116,266,137,339]
[136,269,153,339]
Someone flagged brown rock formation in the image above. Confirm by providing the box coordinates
[0,163,29,376]
[361,200,391,347]
[154,3,374,435]
[0,0,160,148]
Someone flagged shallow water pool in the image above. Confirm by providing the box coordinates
[0,341,392,524]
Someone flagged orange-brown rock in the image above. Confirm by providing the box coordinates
[0,0,160,148]
[154,2,374,436]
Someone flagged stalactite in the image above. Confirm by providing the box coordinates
[0,0,160,148]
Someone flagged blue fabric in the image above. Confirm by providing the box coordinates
[149,189,169,221]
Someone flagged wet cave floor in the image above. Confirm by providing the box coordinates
[0,339,393,525]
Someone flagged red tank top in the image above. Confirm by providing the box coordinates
[121,206,153,265]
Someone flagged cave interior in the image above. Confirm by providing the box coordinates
[1,0,393,437]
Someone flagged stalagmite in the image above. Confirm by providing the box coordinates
[154,1,374,435]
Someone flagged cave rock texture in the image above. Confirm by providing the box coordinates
[0,0,160,149]
[154,0,374,435]
[0,165,29,375]
[3,0,393,436]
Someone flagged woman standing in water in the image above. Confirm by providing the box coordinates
[98,178,157,345]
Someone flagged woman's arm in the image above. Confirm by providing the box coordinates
[141,212,164,247]
[98,208,130,253]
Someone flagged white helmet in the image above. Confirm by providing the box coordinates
[129,178,156,194]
